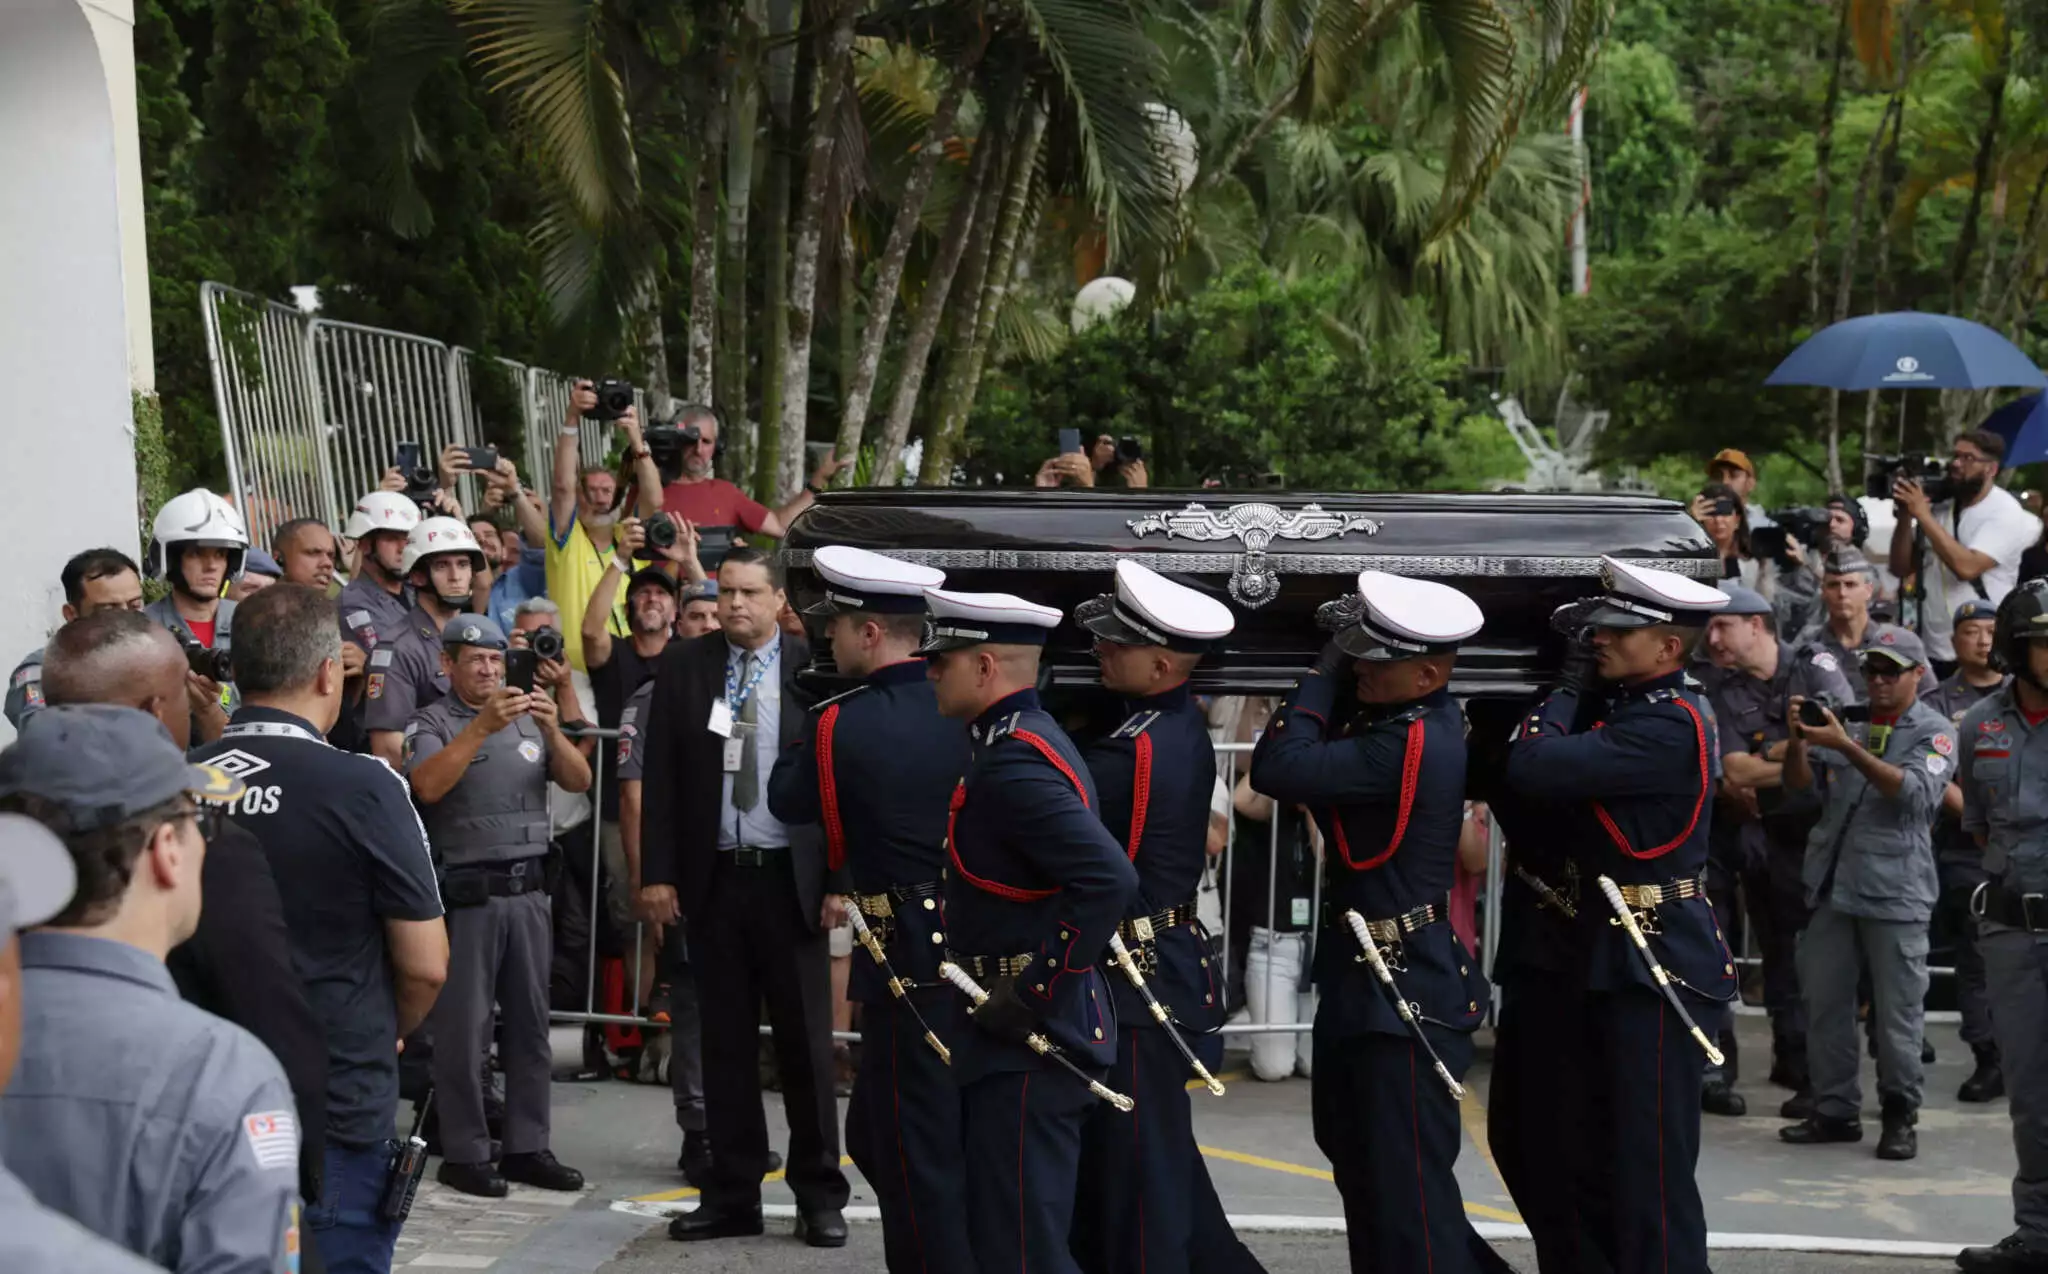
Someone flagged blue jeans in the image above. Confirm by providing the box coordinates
[305,1140,402,1274]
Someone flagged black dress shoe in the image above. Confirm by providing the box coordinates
[1876,1114,1918,1161]
[669,1204,766,1241]
[1959,1233,2048,1272]
[1779,1115,1863,1145]
[1780,1090,1816,1121]
[1768,1060,1810,1093]
[1924,1037,1939,1065]
[796,1209,850,1248]
[1701,1081,1747,1117]
[501,1149,585,1191]
[437,1159,509,1198]
[1962,1050,2007,1103]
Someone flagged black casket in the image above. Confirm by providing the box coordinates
[781,489,1716,702]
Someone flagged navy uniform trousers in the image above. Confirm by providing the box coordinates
[1489,973,1610,1274]
[844,986,975,1272]
[963,1065,1101,1273]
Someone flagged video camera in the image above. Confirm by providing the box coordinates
[1115,436,1143,465]
[585,379,636,424]
[1797,693,1870,729]
[1751,506,1832,565]
[182,637,233,683]
[1865,454,1956,505]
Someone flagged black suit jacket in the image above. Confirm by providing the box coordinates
[167,820,330,1208]
[640,630,846,927]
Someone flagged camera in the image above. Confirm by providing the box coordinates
[645,423,687,480]
[1797,695,1869,729]
[585,379,636,424]
[1115,437,1143,465]
[643,512,679,551]
[182,638,233,683]
[394,441,439,511]
[1751,506,1832,565]
[1866,454,1956,505]
[529,626,566,663]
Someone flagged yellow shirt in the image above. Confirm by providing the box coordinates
[545,512,630,672]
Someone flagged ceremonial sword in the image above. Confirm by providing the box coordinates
[1106,932,1227,1096]
[846,906,950,1064]
[1595,875,1726,1065]
[1340,910,1464,1099]
[937,962,1135,1112]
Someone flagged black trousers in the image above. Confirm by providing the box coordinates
[846,989,975,1272]
[690,856,849,1213]
[963,1066,1097,1274]
[1706,853,1808,1087]
[1490,974,1611,1274]
[1936,871,1998,1053]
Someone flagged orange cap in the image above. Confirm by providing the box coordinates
[1708,448,1755,477]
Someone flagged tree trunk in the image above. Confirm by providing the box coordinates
[837,217,857,435]
[686,23,730,406]
[1807,0,1852,324]
[631,270,673,401]
[1949,70,2010,315]
[873,115,1005,485]
[1990,165,2048,336]
[831,69,972,481]
[924,101,1047,484]
[1823,92,1898,492]
[916,109,1015,486]
[752,0,799,496]
[715,6,762,437]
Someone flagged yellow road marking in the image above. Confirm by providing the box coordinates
[1186,1067,1249,1092]
[630,1156,855,1204]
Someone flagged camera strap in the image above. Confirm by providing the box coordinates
[1952,501,1992,600]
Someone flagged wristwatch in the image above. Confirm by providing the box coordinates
[804,482,825,496]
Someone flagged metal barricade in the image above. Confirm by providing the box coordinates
[306,318,478,520]
[200,283,337,551]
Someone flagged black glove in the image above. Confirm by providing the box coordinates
[1557,630,1599,695]
[969,976,1043,1046]
[1311,638,1352,679]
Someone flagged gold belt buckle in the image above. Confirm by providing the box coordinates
[1132,915,1156,944]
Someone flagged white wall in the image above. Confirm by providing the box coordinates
[0,0,147,739]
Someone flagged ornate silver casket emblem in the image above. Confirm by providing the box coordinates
[1126,502,1382,608]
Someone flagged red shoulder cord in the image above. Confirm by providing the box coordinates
[1125,733,1153,863]
[816,704,847,872]
[946,729,1091,901]
[1331,718,1426,871]
[1593,698,1709,860]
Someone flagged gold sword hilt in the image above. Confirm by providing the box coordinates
[1107,934,1227,1096]
[1341,910,1466,1100]
[938,962,1134,1112]
[850,907,951,1063]
[1594,877,1726,1067]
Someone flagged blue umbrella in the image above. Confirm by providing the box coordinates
[1765,311,2046,391]
[1980,393,2048,466]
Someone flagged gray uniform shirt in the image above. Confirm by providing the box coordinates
[1800,698,1956,921]
[0,1164,167,1273]
[143,596,240,716]
[5,645,43,730]
[404,696,552,866]
[336,576,410,656]
[364,606,449,736]
[1798,620,1940,703]
[1,933,298,1274]
[1960,687,2048,897]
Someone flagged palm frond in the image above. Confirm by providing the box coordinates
[354,0,467,238]
[1419,0,1522,235]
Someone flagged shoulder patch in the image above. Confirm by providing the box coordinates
[366,673,385,700]
[242,1111,298,1172]
[1811,650,1840,673]
[1112,710,1161,739]
[983,711,1022,744]
[346,609,372,630]
[620,705,639,731]
[11,665,37,688]
[369,648,394,669]
[1927,753,1951,776]
[1933,733,1955,757]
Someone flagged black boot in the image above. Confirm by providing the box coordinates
[1779,1115,1863,1145]
[502,1149,586,1191]
[1877,1099,1918,1161]
[1779,1089,1816,1121]
[1701,1080,1747,1117]
[1958,1234,2048,1272]
[1962,1046,2007,1103]
[1923,1037,1938,1065]
[437,1159,509,1198]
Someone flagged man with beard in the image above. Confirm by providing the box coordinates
[655,404,847,572]
[364,518,489,766]
[1890,429,2042,678]
[543,381,662,674]
[142,488,247,738]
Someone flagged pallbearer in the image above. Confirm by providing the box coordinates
[766,546,976,1274]
[1249,571,1506,1274]
[1502,556,1736,1274]
[921,587,1138,1274]
[1070,560,1266,1274]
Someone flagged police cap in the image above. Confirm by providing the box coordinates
[1579,556,1731,629]
[1075,560,1234,653]
[441,614,509,652]
[0,814,77,935]
[0,704,245,831]
[1335,571,1483,661]
[1716,583,1773,617]
[1955,598,1998,628]
[917,588,1062,654]
[806,545,946,617]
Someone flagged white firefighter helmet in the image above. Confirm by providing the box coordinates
[147,490,248,580]
[343,490,424,540]
[401,517,486,577]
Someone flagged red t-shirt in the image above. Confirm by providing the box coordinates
[661,478,769,533]
[187,618,217,649]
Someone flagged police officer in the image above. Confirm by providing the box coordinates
[406,614,590,1198]
[5,547,147,731]
[1251,571,1502,1274]
[1502,557,1736,1274]
[1068,560,1262,1274]
[1798,547,1939,702]
[1699,583,1856,1118]
[1956,580,2048,1273]
[0,813,169,1274]
[365,517,487,766]
[1779,626,1951,1161]
[0,705,301,1274]
[922,586,1137,1274]
[764,546,975,1273]
[1932,598,2009,1103]
[143,488,249,732]
[335,490,424,751]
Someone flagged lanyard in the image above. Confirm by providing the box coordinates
[725,643,778,714]
[221,720,329,747]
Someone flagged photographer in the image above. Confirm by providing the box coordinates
[1035,434,1149,489]
[475,492,547,631]
[143,488,248,741]
[1708,449,1773,528]
[652,405,849,573]
[548,381,663,675]
[6,547,147,731]
[1888,430,2041,675]
[1688,481,1764,591]
[1781,628,1955,1162]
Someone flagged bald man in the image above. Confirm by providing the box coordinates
[41,611,330,1227]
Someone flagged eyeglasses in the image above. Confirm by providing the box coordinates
[1953,450,1994,467]
[180,802,222,842]
[1861,664,1911,682]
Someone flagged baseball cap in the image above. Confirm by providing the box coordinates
[0,814,78,934]
[441,614,509,651]
[1955,598,1999,627]
[1709,449,1756,477]
[628,565,681,598]
[1863,625,1928,671]
[0,705,244,831]
[241,548,282,580]
[682,580,718,603]
[1715,583,1773,616]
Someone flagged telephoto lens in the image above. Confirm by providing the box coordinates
[644,512,678,550]
[530,626,566,662]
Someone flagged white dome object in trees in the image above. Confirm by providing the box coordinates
[1144,103,1199,198]
[1071,277,1137,334]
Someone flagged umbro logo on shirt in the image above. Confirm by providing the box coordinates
[208,749,273,780]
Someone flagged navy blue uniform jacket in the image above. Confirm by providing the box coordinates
[943,688,1138,1080]
[1249,672,1487,1040]
[768,658,971,998]
[1080,683,1226,1036]
[1502,672,1738,1003]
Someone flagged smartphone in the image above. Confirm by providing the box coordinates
[504,649,538,695]
[1797,700,1829,729]
[1058,428,1083,456]
[394,441,427,480]
[1709,496,1736,517]
[458,446,499,474]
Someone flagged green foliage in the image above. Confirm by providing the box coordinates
[965,266,1527,490]
[1586,41,1699,250]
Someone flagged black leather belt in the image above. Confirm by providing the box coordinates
[1358,900,1443,944]
[1977,881,2048,932]
[851,879,943,919]
[722,845,789,868]
[1613,874,1709,909]
[1116,901,1199,946]
[946,950,1042,982]
[443,857,548,907]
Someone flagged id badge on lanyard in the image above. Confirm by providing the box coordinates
[723,736,746,773]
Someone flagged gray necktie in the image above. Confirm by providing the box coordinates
[733,653,760,812]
